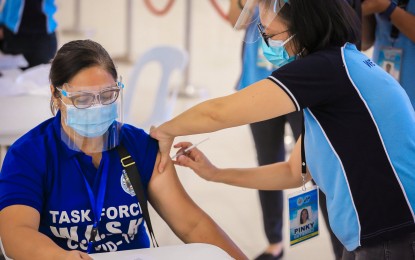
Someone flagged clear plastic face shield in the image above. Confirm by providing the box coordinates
[234,0,289,44]
[58,79,124,154]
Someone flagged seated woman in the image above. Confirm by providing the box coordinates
[0,40,246,260]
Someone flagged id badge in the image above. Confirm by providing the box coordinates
[378,46,403,82]
[288,185,319,246]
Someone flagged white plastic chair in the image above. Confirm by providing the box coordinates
[124,45,188,131]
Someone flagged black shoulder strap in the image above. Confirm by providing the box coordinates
[116,144,159,247]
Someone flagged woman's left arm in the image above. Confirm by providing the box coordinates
[147,153,248,260]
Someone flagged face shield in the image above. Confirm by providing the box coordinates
[58,80,124,154]
[234,0,290,44]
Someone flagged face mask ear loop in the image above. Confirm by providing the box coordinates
[282,34,295,46]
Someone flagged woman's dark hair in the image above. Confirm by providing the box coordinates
[300,208,309,224]
[277,0,361,56]
[49,39,117,113]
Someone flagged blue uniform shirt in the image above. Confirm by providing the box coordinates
[269,43,415,251]
[0,112,158,253]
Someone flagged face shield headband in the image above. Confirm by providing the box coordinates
[234,0,290,44]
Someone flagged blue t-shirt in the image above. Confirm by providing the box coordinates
[269,43,415,251]
[0,112,158,253]
[372,0,415,107]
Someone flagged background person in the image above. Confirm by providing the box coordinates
[0,40,247,260]
[361,0,415,107]
[0,0,58,68]
[151,0,415,258]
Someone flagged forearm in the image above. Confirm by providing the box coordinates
[161,97,241,138]
[183,215,247,260]
[390,7,415,42]
[228,0,242,26]
[2,227,66,260]
[213,162,305,190]
[361,14,376,51]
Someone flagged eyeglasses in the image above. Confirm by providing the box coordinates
[57,82,122,109]
[257,23,289,47]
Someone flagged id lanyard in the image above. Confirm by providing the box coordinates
[288,111,319,246]
[74,152,109,254]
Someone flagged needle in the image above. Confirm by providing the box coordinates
[171,137,210,160]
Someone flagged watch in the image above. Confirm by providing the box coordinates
[380,1,397,20]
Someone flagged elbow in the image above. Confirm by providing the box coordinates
[202,99,228,127]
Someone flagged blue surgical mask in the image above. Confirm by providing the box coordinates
[261,35,296,68]
[64,102,118,138]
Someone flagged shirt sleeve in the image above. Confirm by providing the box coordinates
[0,143,46,213]
[269,48,351,111]
[121,125,159,189]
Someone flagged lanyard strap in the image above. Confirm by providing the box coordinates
[116,144,159,248]
[74,152,109,253]
[301,110,307,191]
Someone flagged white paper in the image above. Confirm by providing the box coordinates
[0,53,29,70]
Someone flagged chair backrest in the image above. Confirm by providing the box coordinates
[124,45,188,131]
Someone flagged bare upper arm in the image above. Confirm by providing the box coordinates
[0,205,40,247]
[215,79,297,127]
[147,153,204,236]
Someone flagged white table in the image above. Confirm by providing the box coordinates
[91,243,234,260]
[0,95,52,166]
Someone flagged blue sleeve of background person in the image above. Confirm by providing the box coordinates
[120,124,159,191]
[1,0,57,33]
[1,0,24,33]
[372,1,415,107]
[237,8,275,91]
[0,118,56,213]
[43,0,58,33]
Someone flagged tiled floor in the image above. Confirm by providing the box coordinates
[2,0,376,259]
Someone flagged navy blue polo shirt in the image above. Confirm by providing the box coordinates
[268,43,415,250]
[0,112,158,253]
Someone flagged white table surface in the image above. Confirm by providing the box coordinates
[0,95,52,146]
[90,243,234,260]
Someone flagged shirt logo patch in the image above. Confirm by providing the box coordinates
[363,59,376,68]
[121,170,136,196]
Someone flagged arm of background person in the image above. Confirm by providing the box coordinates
[390,5,415,42]
[361,14,377,51]
[147,153,248,260]
[362,0,415,43]
[0,205,91,260]
[228,0,243,27]
[174,136,311,190]
[228,0,255,28]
